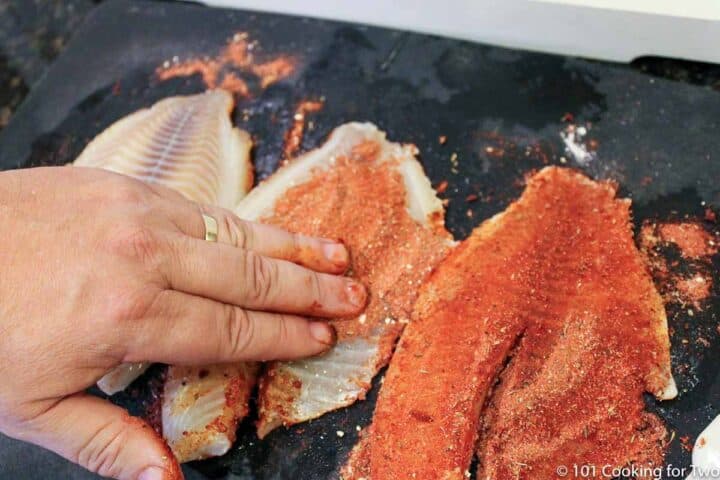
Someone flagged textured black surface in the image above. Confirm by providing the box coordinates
[0,0,719,478]
[0,0,102,129]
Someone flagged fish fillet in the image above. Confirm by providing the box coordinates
[162,363,259,462]
[233,122,452,438]
[343,166,676,480]
[73,89,253,395]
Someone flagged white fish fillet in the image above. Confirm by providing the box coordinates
[162,363,259,462]
[73,90,253,395]
[74,89,252,207]
[258,328,386,428]
[235,122,451,438]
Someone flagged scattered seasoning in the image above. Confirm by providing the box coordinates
[560,123,596,166]
[561,112,574,122]
[157,58,221,89]
[224,33,252,67]
[450,152,459,174]
[705,208,717,223]
[465,193,479,203]
[436,180,449,194]
[680,435,694,453]
[282,99,325,162]
[438,135,447,145]
[484,145,504,158]
[218,72,249,97]
[675,274,712,310]
[640,176,653,186]
[657,221,718,259]
[252,58,296,88]
[156,32,296,96]
[638,216,718,376]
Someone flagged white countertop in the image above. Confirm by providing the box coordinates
[195,0,720,63]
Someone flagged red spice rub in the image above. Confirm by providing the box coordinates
[218,72,249,97]
[639,220,716,309]
[282,99,324,161]
[256,137,451,437]
[265,140,450,340]
[676,274,713,310]
[156,58,222,88]
[343,167,674,479]
[251,58,295,88]
[657,222,718,259]
[156,33,295,96]
[163,363,258,463]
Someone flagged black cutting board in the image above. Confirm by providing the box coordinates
[1,0,719,478]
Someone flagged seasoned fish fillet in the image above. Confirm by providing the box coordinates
[234,122,452,438]
[343,166,676,480]
[73,89,253,395]
[162,363,258,462]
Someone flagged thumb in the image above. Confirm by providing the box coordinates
[18,394,182,480]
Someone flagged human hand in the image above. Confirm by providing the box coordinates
[0,166,366,479]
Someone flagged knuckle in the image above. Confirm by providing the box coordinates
[107,179,147,205]
[243,253,278,304]
[107,224,160,265]
[77,421,127,478]
[223,307,253,358]
[309,271,324,302]
[274,315,291,348]
[222,213,252,249]
[105,287,157,326]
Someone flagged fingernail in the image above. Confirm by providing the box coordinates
[310,321,337,346]
[138,466,165,480]
[323,243,349,268]
[345,280,367,309]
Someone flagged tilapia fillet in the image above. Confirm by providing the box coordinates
[162,363,258,462]
[73,89,253,396]
[343,167,676,480]
[74,89,252,206]
[233,122,452,438]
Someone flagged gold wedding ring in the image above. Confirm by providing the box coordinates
[202,213,218,242]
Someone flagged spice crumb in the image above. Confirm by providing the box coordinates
[436,180,449,194]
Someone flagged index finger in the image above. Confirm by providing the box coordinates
[168,200,349,274]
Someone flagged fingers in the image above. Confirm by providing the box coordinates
[172,201,349,274]
[128,290,337,364]
[163,235,366,318]
[18,394,181,480]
